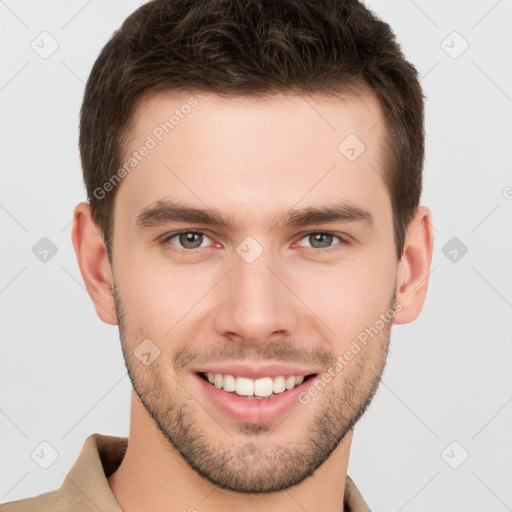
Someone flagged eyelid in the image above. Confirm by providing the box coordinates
[161,229,350,252]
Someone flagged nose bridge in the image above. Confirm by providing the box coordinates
[214,239,298,343]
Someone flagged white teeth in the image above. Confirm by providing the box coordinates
[203,372,309,397]
[285,376,296,390]
[273,376,286,394]
[214,373,223,389]
[223,374,236,392]
[254,377,273,397]
[235,376,254,396]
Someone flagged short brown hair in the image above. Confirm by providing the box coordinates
[79,0,425,260]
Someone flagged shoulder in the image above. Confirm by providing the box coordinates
[0,488,69,511]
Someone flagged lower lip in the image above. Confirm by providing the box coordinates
[194,373,314,423]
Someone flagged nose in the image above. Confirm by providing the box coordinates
[212,245,300,347]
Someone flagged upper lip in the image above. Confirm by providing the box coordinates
[193,362,319,380]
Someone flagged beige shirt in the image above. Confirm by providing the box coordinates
[0,433,371,511]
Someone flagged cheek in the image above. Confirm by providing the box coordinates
[115,251,215,337]
[288,259,395,341]
[114,251,172,335]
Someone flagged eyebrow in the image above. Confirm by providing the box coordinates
[135,199,374,231]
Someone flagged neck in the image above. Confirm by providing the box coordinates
[108,391,353,512]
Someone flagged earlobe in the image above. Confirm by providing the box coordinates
[71,202,118,326]
[393,205,435,325]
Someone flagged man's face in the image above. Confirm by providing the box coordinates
[111,92,398,492]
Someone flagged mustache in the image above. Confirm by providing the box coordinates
[173,339,334,371]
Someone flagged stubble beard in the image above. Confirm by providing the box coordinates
[113,286,395,493]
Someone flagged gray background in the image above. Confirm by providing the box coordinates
[1,0,511,510]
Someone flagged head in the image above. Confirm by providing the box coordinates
[72,0,433,494]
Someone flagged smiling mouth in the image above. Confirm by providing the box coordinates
[197,371,316,399]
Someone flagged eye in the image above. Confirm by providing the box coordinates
[295,232,347,250]
[163,230,214,250]
[160,230,348,253]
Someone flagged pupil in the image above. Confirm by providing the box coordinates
[312,233,331,248]
[180,232,201,248]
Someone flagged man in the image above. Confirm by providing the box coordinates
[1,0,433,510]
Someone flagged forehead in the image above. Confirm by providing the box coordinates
[115,90,389,229]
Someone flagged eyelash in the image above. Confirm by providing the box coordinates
[160,230,349,253]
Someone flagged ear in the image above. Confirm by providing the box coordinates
[71,202,118,325]
[393,205,434,324]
